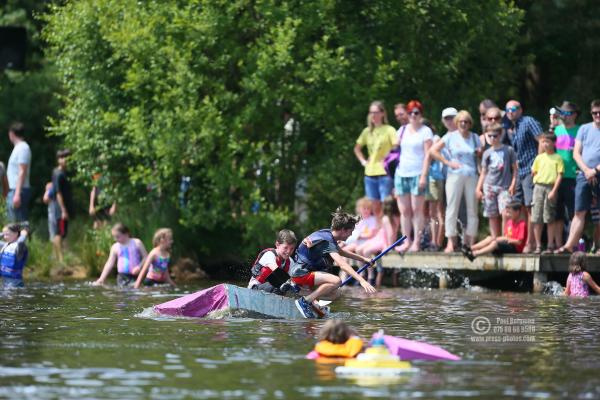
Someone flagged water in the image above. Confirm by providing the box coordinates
[2,281,600,399]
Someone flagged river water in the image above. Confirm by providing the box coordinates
[1,281,599,399]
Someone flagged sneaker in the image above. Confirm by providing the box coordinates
[295,297,316,319]
[461,245,475,262]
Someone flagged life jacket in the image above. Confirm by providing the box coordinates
[251,248,290,284]
[314,337,364,358]
[0,240,28,280]
[294,229,337,272]
[117,239,142,275]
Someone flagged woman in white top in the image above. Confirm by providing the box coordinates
[429,110,482,252]
[394,100,432,252]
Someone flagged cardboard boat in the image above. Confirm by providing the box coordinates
[154,283,314,319]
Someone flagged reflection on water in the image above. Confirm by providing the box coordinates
[1,281,600,399]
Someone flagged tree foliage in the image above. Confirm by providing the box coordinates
[43,0,523,256]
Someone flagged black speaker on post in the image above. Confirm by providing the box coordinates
[0,27,27,71]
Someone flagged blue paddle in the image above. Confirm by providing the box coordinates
[340,235,407,287]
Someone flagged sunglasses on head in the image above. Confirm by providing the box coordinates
[506,106,520,113]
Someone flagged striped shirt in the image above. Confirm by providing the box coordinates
[509,115,543,178]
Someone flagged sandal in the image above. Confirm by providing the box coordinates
[534,247,543,255]
[554,246,572,254]
[542,247,555,255]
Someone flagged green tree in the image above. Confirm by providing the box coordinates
[43,0,523,257]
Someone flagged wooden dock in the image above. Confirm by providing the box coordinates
[378,252,600,292]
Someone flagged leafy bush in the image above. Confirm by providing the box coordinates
[43,0,523,259]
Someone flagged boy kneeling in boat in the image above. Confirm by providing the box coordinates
[292,208,376,318]
[248,229,297,294]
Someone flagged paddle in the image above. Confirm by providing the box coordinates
[340,235,407,287]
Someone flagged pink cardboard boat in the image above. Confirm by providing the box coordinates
[154,283,305,319]
[306,334,460,361]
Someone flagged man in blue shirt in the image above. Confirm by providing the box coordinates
[505,100,543,253]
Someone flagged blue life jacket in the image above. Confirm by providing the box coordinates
[294,229,337,272]
[0,240,28,280]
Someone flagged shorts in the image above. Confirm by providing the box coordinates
[482,184,511,218]
[514,174,534,207]
[291,272,316,288]
[117,273,137,287]
[592,207,600,224]
[375,259,384,274]
[575,171,600,212]
[7,188,32,223]
[48,201,61,238]
[493,240,518,255]
[531,184,557,224]
[364,175,393,202]
[394,175,427,196]
[426,179,444,202]
[556,178,576,221]
[1,276,24,288]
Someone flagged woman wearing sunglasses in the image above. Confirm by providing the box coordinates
[430,110,482,252]
[393,100,432,252]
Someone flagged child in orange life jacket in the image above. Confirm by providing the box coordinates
[312,319,364,358]
[134,228,176,288]
[248,229,297,294]
[0,224,29,288]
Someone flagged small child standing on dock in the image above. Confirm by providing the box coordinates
[462,201,526,260]
[531,133,564,254]
[0,224,28,288]
[476,123,517,238]
[134,228,176,288]
[564,252,600,297]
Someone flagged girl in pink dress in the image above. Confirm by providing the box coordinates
[357,196,400,288]
[564,252,600,298]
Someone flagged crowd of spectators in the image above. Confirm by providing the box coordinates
[354,98,600,256]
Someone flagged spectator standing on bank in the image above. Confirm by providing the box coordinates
[354,101,397,217]
[476,123,517,238]
[505,100,543,253]
[394,103,409,127]
[47,150,74,262]
[394,100,432,252]
[89,173,117,229]
[557,99,600,253]
[430,110,481,252]
[548,107,561,134]
[6,122,32,223]
[479,99,498,135]
[531,134,563,253]
[553,101,580,246]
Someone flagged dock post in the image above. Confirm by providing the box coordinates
[438,271,449,289]
[533,272,547,293]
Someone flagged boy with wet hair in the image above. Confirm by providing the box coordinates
[291,207,376,318]
[248,229,297,294]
